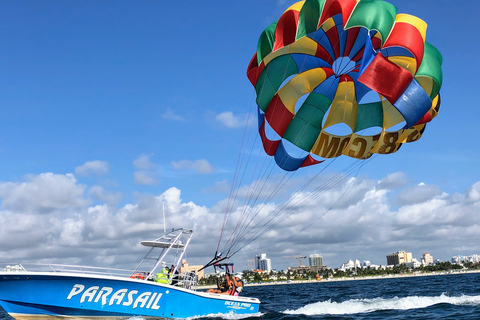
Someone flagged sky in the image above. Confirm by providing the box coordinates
[0,0,479,272]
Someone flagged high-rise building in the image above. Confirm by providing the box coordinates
[309,254,323,267]
[340,259,361,271]
[422,253,433,265]
[386,251,412,266]
[255,253,272,273]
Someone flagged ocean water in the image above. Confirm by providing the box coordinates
[1,272,479,319]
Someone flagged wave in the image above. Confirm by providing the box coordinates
[283,293,480,315]
[186,312,263,319]
[126,313,262,320]
[125,313,262,320]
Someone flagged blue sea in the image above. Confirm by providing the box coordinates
[1,272,479,319]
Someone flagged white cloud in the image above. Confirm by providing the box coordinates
[0,171,479,271]
[378,172,408,189]
[133,154,156,170]
[60,218,85,246]
[396,183,443,205]
[466,181,480,202]
[134,171,158,186]
[202,180,230,194]
[215,111,249,129]
[0,173,89,214]
[75,161,109,177]
[162,107,184,121]
[133,154,159,186]
[171,159,214,174]
[88,185,122,206]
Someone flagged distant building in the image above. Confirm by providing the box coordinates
[362,260,371,267]
[451,256,462,264]
[405,258,422,269]
[309,254,323,267]
[386,251,412,266]
[466,254,480,263]
[422,253,433,265]
[255,253,272,273]
[340,259,361,271]
[368,264,382,270]
[180,259,204,279]
[452,254,480,264]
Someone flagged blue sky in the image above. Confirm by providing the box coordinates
[0,0,479,271]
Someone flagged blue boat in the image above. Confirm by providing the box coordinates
[0,228,260,319]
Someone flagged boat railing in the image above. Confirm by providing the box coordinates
[132,270,199,290]
[1,263,133,278]
[2,263,199,290]
[177,271,198,290]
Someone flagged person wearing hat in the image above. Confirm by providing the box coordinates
[233,273,244,296]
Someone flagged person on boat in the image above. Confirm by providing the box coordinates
[155,262,171,284]
[170,264,179,286]
[207,273,244,295]
[146,272,154,281]
[232,273,244,296]
[206,273,230,294]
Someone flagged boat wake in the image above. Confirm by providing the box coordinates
[124,312,263,320]
[125,314,262,320]
[186,311,263,319]
[283,293,480,315]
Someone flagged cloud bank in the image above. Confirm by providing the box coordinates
[0,171,478,271]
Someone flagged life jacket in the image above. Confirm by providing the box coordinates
[226,275,237,296]
[217,277,227,292]
[155,268,170,284]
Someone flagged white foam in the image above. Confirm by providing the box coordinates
[186,311,263,319]
[284,293,480,315]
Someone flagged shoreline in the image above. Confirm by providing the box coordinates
[246,269,480,286]
[198,269,480,289]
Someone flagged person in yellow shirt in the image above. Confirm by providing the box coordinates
[155,262,171,284]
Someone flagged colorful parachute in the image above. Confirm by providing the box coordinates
[247,0,443,171]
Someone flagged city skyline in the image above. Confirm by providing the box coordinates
[245,250,480,272]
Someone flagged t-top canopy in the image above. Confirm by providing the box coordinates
[140,241,185,249]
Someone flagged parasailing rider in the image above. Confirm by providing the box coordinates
[207,273,244,296]
[232,273,244,296]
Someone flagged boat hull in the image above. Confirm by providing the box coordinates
[0,272,260,319]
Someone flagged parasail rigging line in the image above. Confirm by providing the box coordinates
[217,56,348,260]
[216,87,259,256]
[243,155,376,253]
[216,50,301,258]
[214,21,381,261]
[228,156,371,257]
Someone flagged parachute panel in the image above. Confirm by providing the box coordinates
[248,0,443,171]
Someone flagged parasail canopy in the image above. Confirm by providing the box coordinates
[247,0,443,172]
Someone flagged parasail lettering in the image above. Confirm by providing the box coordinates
[312,133,350,158]
[346,135,379,159]
[348,137,367,158]
[67,284,163,310]
[405,129,422,143]
[376,132,400,154]
[312,132,406,159]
